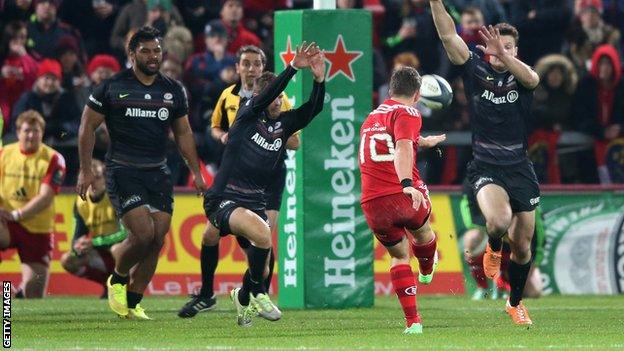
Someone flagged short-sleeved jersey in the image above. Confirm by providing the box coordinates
[359,99,422,204]
[460,51,534,166]
[0,143,66,233]
[74,193,120,238]
[87,69,189,167]
[207,66,325,209]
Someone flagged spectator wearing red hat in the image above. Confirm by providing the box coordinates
[11,58,80,138]
[11,58,81,184]
[26,0,86,62]
[87,54,121,87]
[0,21,39,129]
[219,0,262,55]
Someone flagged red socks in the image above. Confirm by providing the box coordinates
[410,235,437,275]
[390,264,421,327]
[467,252,489,289]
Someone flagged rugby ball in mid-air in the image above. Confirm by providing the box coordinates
[419,74,453,110]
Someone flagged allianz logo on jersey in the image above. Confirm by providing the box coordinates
[125,107,169,121]
[251,132,282,151]
[481,89,518,104]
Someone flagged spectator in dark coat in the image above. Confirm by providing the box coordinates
[573,44,624,183]
[26,0,86,62]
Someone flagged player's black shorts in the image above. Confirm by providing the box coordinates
[461,177,485,227]
[466,159,540,213]
[106,163,173,217]
[203,194,268,236]
[265,163,287,211]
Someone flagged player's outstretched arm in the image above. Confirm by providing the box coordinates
[430,0,470,65]
[287,50,326,131]
[172,116,208,194]
[252,42,319,114]
[77,106,104,200]
[477,26,540,89]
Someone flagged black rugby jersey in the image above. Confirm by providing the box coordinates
[207,66,325,209]
[87,69,188,167]
[460,51,534,165]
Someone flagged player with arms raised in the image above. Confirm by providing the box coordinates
[430,0,540,325]
[359,67,445,334]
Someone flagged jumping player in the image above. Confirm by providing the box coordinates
[430,0,540,325]
[202,42,325,327]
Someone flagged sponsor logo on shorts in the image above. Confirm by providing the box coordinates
[219,200,234,209]
[404,286,417,296]
[121,195,142,209]
[474,177,493,189]
[530,197,540,206]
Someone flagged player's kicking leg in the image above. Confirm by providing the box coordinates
[505,211,535,325]
[384,220,437,334]
[476,184,513,280]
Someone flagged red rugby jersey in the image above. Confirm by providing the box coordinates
[359,99,422,203]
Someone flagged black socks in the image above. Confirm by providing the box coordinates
[111,271,129,285]
[508,260,531,306]
[127,291,143,309]
[199,244,219,297]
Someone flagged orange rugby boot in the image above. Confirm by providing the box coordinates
[483,243,502,280]
[505,300,533,325]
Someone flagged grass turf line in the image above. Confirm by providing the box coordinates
[11,295,624,350]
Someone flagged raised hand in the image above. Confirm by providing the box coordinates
[476,25,508,59]
[291,41,319,69]
[310,50,326,82]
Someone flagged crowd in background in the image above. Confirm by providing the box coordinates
[1,0,623,186]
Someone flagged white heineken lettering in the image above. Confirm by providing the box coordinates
[324,95,356,288]
[324,96,356,170]
[283,150,298,287]
[125,108,157,118]
[251,132,282,151]
[480,89,518,105]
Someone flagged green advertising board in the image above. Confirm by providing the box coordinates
[451,190,624,296]
[275,9,374,308]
